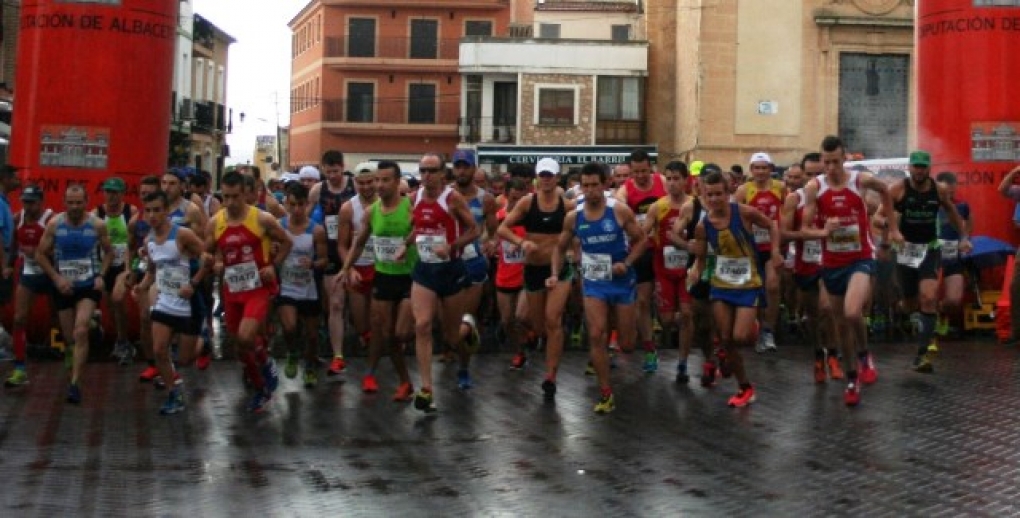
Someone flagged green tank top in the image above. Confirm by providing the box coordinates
[369,197,417,275]
[102,207,130,267]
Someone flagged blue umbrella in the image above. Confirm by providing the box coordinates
[962,236,1015,269]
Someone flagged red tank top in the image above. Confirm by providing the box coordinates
[412,186,462,260]
[745,179,784,252]
[214,206,277,301]
[495,206,525,289]
[791,190,822,277]
[650,202,687,275]
[816,171,873,268]
[624,174,668,223]
[16,209,52,275]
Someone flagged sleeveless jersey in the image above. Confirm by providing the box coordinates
[412,186,461,264]
[369,197,416,275]
[745,179,784,252]
[816,170,873,268]
[97,204,133,268]
[462,188,488,262]
[54,214,102,289]
[651,200,688,274]
[894,177,941,245]
[703,203,763,290]
[348,195,376,268]
[318,179,357,257]
[213,206,276,301]
[623,174,667,225]
[495,205,525,289]
[148,224,196,317]
[938,201,969,263]
[169,199,190,228]
[521,194,566,235]
[792,189,822,277]
[17,209,53,277]
[575,198,633,284]
[278,216,318,301]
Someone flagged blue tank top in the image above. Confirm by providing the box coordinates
[54,214,101,289]
[703,203,762,290]
[169,200,189,228]
[463,189,487,262]
[937,201,969,240]
[575,199,633,283]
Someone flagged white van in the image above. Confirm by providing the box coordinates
[844,158,908,183]
[354,160,421,179]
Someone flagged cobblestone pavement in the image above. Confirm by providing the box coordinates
[0,337,1018,517]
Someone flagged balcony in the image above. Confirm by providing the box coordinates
[458,116,517,144]
[193,101,214,135]
[320,97,460,136]
[596,120,645,145]
[324,36,460,70]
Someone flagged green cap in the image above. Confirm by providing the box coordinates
[909,150,931,167]
[690,160,705,177]
[101,177,126,192]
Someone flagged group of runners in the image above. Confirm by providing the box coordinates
[0,134,977,414]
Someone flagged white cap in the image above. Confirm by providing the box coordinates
[298,165,321,180]
[536,157,560,175]
[281,172,299,183]
[749,152,772,165]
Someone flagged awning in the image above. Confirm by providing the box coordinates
[476,144,658,166]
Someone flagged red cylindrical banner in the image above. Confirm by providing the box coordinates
[916,1,1020,244]
[9,0,178,207]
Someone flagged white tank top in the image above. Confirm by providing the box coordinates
[278,217,318,300]
[349,196,375,267]
[147,225,193,318]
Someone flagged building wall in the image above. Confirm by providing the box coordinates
[519,73,594,146]
[533,11,644,40]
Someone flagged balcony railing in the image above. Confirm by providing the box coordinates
[324,36,460,60]
[193,101,214,134]
[596,120,645,145]
[322,98,460,125]
[458,116,517,144]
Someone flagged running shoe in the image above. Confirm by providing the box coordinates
[247,388,272,413]
[392,382,414,402]
[541,378,557,398]
[119,341,135,366]
[676,361,690,384]
[727,386,756,408]
[912,353,934,374]
[642,351,659,373]
[456,369,473,390]
[760,330,777,352]
[927,337,940,354]
[327,355,346,376]
[935,317,950,337]
[284,353,299,379]
[303,365,319,389]
[414,389,436,413]
[593,393,615,414]
[814,360,826,384]
[827,356,844,380]
[700,361,716,387]
[159,387,185,415]
[462,314,481,354]
[66,383,81,404]
[584,361,595,376]
[362,374,379,393]
[5,368,28,387]
[509,352,527,370]
[262,358,280,394]
[859,354,878,384]
[571,324,583,348]
[844,382,861,407]
[195,349,212,371]
[139,365,159,383]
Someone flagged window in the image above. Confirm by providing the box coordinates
[346,82,374,122]
[408,83,437,124]
[410,19,438,59]
[537,88,575,125]
[465,20,492,36]
[611,24,630,41]
[597,77,641,120]
[539,23,560,39]
[348,18,376,58]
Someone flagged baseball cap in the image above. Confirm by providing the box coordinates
[20,185,43,202]
[690,160,705,176]
[909,150,931,167]
[281,172,299,183]
[749,152,772,165]
[536,157,560,175]
[298,165,321,180]
[101,177,126,192]
[452,149,477,167]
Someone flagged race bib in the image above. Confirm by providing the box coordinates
[939,239,959,261]
[803,240,822,264]
[137,258,148,273]
[373,236,404,263]
[156,265,190,294]
[896,242,928,269]
[462,242,480,261]
[59,258,94,283]
[325,215,339,241]
[416,235,448,264]
[22,255,43,276]
[827,225,862,253]
[715,257,752,286]
[580,252,613,281]
[359,236,376,263]
[636,213,647,224]
[112,243,128,266]
[663,246,689,270]
[224,261,262,293]
[501,241,525,264]
[752,225,770,245]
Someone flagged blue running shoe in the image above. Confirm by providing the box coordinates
[66,383,81,404]
[456,369,473,390]
[262,357,280,394]
[160,387,185,415]
[247,388,272,413]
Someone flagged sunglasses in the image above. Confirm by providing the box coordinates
[419,167,443,173]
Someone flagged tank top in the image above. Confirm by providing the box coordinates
[703,203,763,290]
[521,194,566,235]
[495,205,525,289]
[816,170,873,268]
[937,201,969,263]
[412,186,461,264]
[278,216,318,301]
[17,208,53,277]
[97,204,132,268]
[132,216,152,272]
[54,214,101,289]
[745,179,784,252]
[624,174,668,225]
[792,189,822,277]
[894,177,941,245]
[575,198,633,284]
[318,179,357,245]
[463,188,487,262]
[169,199,190,228]
[213,206,276,301]
[651,200,688,273]
[348,195,376,268]
[148,224,196,317]
[369,197,416,275]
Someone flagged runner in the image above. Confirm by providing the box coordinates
[205,171,292,413]
[163,169,208,231]
[35,185,114,404]
[550,162,647,414]
[802,135,903,407]
[117,176,162,381]
[407,152,479,413]
[338,160,415,401]
[337,167,380,387]
[493,178,529,372]
[94,177,136,364]
[496,157,575,397]
[935,171,971,340]
[4,185,53,388]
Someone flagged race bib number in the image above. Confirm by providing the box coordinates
[752,225,770,245]
[112,243,128,266]
[137,258,148,273]
[715,257,752,286]
[22,255,43,276]
[224,261,262,293]
[156,265,190,294]
[462,242,480,261]
[827,225,862,253]
[501,241,525,264]
[580,252,613,281]
[359,236,375,263]
[663,246,689,270]
[59,258,94,283]
[416,235,448,264]
[373,236,404,263]
[939,239,959,261]
[803,240,822,264]
[325,215,339,241]
[896,242,928,269]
